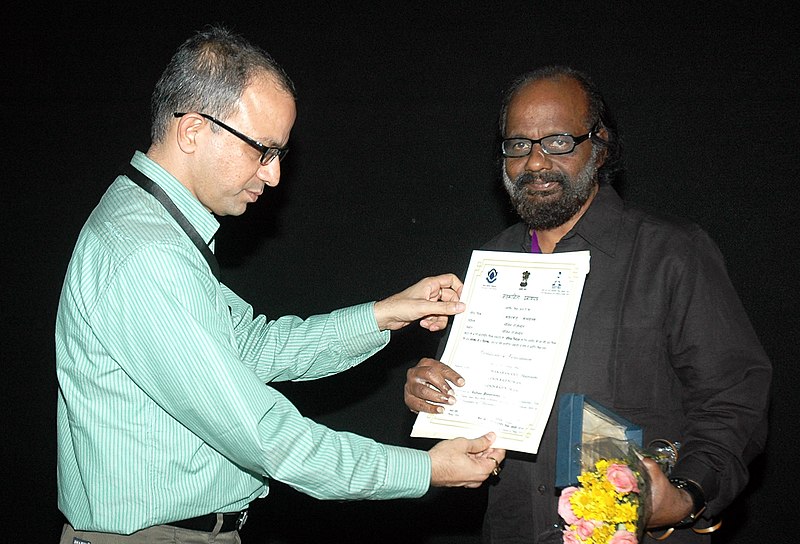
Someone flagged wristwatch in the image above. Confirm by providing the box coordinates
[669,477,707,528]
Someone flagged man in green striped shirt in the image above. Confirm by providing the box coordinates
[56,25,504,543]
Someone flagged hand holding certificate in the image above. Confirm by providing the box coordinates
[411,249,590,454]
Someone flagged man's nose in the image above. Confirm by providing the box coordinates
[523,144,552,171]
[257,159,281,187]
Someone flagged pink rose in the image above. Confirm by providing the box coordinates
[606,463,639,493]
[609,529,638,544]
[563,529,581,544]
[558,486,579,524]
[575,518,597,539]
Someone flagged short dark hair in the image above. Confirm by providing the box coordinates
[498,65,623,186]
[150,24,296,144]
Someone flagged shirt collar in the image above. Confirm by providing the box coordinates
[557,184,623,257]
[129,151,220,246]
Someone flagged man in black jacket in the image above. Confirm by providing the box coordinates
[403,65,771,543]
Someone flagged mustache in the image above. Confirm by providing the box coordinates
[512,171,565,190]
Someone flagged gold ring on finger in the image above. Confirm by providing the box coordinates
[489,456,501,476]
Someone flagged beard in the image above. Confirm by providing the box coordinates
[502,148,600,231]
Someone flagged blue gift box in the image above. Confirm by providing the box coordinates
[555,393,643,488]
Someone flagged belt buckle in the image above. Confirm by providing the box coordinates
[236,510,248,531]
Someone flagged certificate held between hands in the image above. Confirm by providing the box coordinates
[409,250,590,455]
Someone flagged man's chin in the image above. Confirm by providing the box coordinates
[515,200,578,230]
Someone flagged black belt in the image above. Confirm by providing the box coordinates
[167,510,248,532]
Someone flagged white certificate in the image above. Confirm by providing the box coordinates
[411,249,590,454]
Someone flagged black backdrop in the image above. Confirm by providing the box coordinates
[5,3,798,543]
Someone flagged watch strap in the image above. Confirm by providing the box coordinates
[669,477,707,528]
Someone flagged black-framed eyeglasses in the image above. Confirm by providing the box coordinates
[501,123,599,157]
[173,112,289,165]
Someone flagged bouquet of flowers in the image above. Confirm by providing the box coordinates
[557,438,677,544]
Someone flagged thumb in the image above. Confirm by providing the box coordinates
[467,432,496,453]
[425,299,466,316]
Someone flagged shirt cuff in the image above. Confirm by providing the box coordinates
[331,302,390,356]
[671,454,719,507]
[378,444,431,499]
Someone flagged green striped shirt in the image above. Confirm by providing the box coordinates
[56,152,430,534]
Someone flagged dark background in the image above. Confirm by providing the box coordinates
[4,2,797,543]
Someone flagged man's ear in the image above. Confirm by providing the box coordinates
[174,113,205,156]
[593,126,610,166]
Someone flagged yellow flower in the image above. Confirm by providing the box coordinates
[567,456,641,541]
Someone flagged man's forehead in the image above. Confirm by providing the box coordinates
[507,78,589,130]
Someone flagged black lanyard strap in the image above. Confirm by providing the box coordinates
[124,165,220,281]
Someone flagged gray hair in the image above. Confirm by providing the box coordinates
[150,24,296,144]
